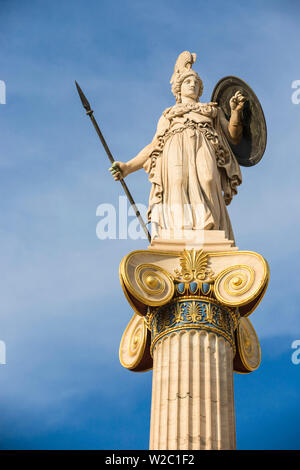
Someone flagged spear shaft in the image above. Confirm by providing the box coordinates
[75,81,151,243]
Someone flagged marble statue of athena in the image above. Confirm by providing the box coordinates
[113,52,269,451]
[110,51,246,242]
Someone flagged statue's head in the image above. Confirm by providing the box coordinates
[170,51,203,103]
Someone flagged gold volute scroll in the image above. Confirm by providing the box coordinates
[119,252,175,314]
[119,314,152,372]
[214,258,269,312]
[233,317,261,373]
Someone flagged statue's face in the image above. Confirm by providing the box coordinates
[181,75,200,101]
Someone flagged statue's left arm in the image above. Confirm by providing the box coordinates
[220,91,246,145]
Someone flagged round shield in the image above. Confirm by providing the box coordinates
[211,76,267,167]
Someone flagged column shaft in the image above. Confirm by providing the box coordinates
[149,329,236,450]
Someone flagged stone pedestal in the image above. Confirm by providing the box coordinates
[148,230,237,253]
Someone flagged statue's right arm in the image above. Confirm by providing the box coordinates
[109,114,170,181]
[109,142,154,181]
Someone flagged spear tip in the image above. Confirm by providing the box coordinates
[75,80,92,112]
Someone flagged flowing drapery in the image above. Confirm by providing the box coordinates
[143,103,242,241]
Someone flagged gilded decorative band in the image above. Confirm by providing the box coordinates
[147,296,238,356]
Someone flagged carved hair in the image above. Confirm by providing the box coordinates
[170,51,204,103]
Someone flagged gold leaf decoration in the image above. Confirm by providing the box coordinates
[174,249,213,282]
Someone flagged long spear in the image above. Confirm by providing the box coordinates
[75,81,151,243]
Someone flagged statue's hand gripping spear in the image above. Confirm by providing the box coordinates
[75,81,151,243]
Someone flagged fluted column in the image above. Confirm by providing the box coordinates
[119,247,269,450]
[147,296,237,450]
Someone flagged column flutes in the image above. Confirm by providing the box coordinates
[147,296,237,450]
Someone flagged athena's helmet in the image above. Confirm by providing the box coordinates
[170,51,203,103]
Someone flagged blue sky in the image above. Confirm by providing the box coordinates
[0,0,300,450]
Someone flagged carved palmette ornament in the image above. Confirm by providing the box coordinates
[119,314,152,372]
[233,317,261,373]
[174,249,214,282]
